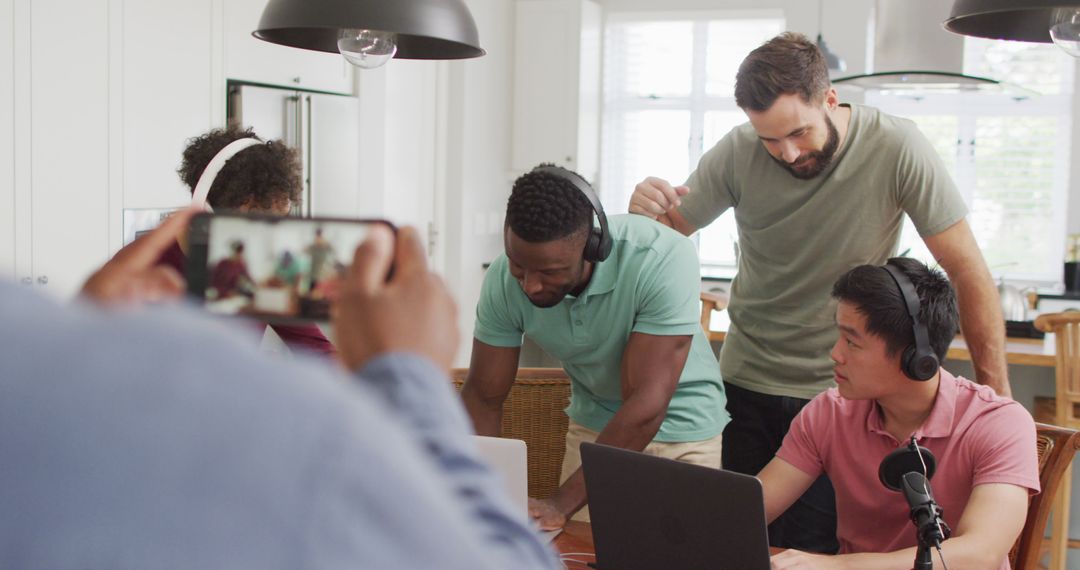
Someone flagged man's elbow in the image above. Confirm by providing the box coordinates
[461,382,506,413]
[622,404,667,435]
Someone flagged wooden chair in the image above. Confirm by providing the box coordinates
[1011,423,1080,570]
[451,368,571,499]
[1033,312,1080,569]
[700,290,728,334]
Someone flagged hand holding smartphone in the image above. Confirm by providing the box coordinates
[186,212,394,323]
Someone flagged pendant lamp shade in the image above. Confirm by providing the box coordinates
[945,0,1080,43]
[254,0,485,60]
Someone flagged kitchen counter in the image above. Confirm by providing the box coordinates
[704,311,1056,368]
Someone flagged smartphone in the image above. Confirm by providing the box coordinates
[186,212,394,323]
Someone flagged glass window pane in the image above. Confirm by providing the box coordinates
[971,116,1063,277]
[705,19,785,97]
[703,110,748,150]
[608,21,694,98]
[600,110,691,213]
[698,212,738,267]
[964,37,1075,96]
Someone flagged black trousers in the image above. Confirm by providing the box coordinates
[722,381,840,554]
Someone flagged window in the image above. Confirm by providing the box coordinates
[600,13,785,277]
[602,19,1075,285]
[867,38,1074,285]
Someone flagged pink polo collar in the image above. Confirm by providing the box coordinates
[865,369,957,443]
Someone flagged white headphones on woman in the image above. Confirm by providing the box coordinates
[189,137,262,212]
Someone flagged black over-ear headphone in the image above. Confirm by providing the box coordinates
[881,262,939,381]
[531,165,613,263]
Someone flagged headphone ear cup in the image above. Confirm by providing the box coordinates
[901,345,938,381]
[901,345,918,379]
[583,229,601,262]
[595,229,613,262]
[912,352,939,381]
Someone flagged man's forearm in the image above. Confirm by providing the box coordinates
[822,534,1009,570]
[550,400,667,517]
[460,387,504,437]
[955,275,1011,397]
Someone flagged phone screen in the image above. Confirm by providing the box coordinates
[186,213,393,323]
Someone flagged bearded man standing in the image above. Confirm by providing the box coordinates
[629,32,1007,554]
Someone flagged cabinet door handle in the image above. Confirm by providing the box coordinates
[20,277,32,286]
[36,275,48,285]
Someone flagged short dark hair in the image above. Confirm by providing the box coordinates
[177,126,302,211]
[831,257,959,362]
[734,32,831,112]
[505,164,592,243]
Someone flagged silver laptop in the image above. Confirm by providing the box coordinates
[472,436,562,542]
[581,442,771,570]
[473,436,529,513]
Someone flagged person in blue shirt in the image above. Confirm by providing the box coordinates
[0,208,559,570]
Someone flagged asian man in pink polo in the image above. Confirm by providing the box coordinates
[762,258,1039,570]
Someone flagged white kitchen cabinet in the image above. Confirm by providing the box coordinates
[0,0,14,282]
[224,0,354,95]
[121,0,216,211]
[24,0,111,299]
[2,0,363,298]
[511,0,601,181]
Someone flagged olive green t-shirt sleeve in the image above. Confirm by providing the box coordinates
[630,238,704,337]
[894,121,969,238]
[678,129,738,231]
[473,256,525,348]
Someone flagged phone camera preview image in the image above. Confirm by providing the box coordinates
[186,213,392,323]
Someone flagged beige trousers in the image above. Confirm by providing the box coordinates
[560,420,724,522]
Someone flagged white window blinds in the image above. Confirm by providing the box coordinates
[871,38,1074,284]
[600,13,784,277]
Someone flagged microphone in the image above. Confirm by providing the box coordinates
[879,438,936,491]
[879,436,951,560]
[900,472,948,548]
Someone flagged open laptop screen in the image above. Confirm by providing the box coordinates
[581,442,771,570]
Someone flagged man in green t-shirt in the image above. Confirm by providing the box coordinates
[629,33,1007,553]
[462,165,729,530]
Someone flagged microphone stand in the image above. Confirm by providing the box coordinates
[900,472,951,570]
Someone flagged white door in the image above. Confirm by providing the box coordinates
[0,0,14,282]
[27,0,110,299]
[380,61,440,268]
[121,0,215,211]
[307,92,361,218]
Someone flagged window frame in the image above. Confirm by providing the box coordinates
[600,10,785,279]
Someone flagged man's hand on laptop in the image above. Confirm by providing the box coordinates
[528,497,567,531]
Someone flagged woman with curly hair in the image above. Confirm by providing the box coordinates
[156,126,337,357]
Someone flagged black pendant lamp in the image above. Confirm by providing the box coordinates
[254,0,486,69]
[945,0,1080,57]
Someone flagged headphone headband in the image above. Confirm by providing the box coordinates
[881,261,938,381]
[190,137,262,211]
[531,165,612,262]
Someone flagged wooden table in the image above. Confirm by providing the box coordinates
[553,521,596,567]
[704,310,1056,368]
[553,521,783,567]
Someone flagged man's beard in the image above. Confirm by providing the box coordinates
[776,113,841,180]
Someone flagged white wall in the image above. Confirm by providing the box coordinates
[442,0,517,367]
[0,0,13,281]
